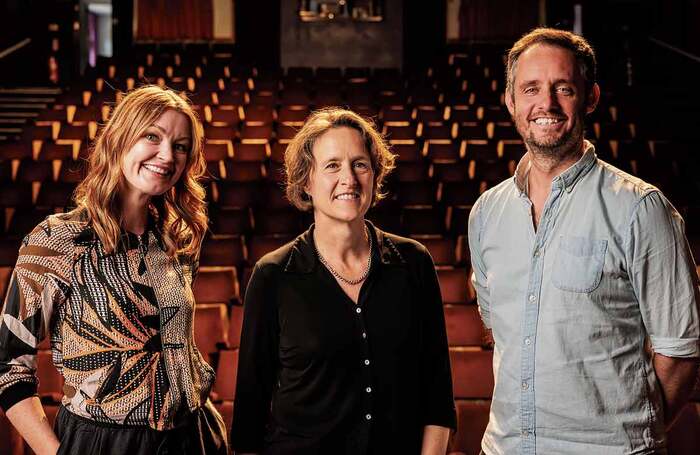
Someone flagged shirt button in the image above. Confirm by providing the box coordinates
[362,332,367,339]
[366,387,372,393]
[356,307,362,314]
[522,382,529,390]
[365,414,372,420]
[528,294,536,302]
[533,249,540,257]
[524,337,531,346]
[364,359,370,365]
[521,430,529,438]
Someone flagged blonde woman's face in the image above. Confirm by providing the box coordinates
[305,126,374,225]
[120,109,191,202]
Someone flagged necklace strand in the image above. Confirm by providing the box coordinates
[316,227,372,286]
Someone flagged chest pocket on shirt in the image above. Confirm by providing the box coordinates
[552,235,607,293]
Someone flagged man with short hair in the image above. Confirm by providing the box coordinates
[468,27,700,454]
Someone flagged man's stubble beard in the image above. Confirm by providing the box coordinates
[517,108,587,166]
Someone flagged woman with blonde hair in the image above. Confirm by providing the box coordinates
[230,108,456,454]
[0,85,227,454]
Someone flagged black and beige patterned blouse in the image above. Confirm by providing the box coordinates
[0,210,214,430]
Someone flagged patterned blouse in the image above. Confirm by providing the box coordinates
[0,210,214,430]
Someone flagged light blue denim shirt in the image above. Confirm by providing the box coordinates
[468,141,700,455]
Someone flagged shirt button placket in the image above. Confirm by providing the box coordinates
[356,304,372,426]
[521,241,544,453]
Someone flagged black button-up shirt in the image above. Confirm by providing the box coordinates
[230,222,456,454]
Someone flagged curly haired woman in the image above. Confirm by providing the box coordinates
[0,86,227,454]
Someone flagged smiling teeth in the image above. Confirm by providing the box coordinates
[534,118,562,125]
[335,193,359,200]
[143,164,170,176]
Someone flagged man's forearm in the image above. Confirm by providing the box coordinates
[421,424,451,455]
[653,352,699,428]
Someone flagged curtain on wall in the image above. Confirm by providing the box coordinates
[135,0,213,40]
[459,0,538,41]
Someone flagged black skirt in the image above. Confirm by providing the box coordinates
[54,401,228,455]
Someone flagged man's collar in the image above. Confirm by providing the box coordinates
[514,140,597,195]
[283,220,406,274]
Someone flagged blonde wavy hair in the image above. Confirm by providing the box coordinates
[74,85,207,258]
[285,107,396,211]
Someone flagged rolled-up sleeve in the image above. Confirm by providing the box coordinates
[0,219,71,411]
[468,199,492,329]
[627,190,700,358]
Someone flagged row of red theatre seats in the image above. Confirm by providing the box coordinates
[55,85,506,113]
[15,119,530,146]
[1,155,674,211]
[1,135,524,160]
[26,109,635,145]
[40,92,623,135]
[0,147,646,190]
[0,149,684,212]
[82,61,505,88]
[0,152,507,190]
[0,134,684,171]
[0,208,477,243]
[0,146,514,191]
[84,61,504,88]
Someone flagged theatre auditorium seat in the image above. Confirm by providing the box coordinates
[212,348,239,402]
[450,347,494,399]
[444,304,484,346]
[438,268,471,305]
[192,267,240,304]
[194,303,229,363]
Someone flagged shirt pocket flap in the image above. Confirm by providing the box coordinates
[552,235,607,293]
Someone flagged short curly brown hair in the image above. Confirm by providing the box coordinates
[507,27,597,100]
[284,107,396,211]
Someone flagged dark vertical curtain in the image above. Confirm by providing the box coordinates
[459,0,538,41]
[136,0,213,40]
